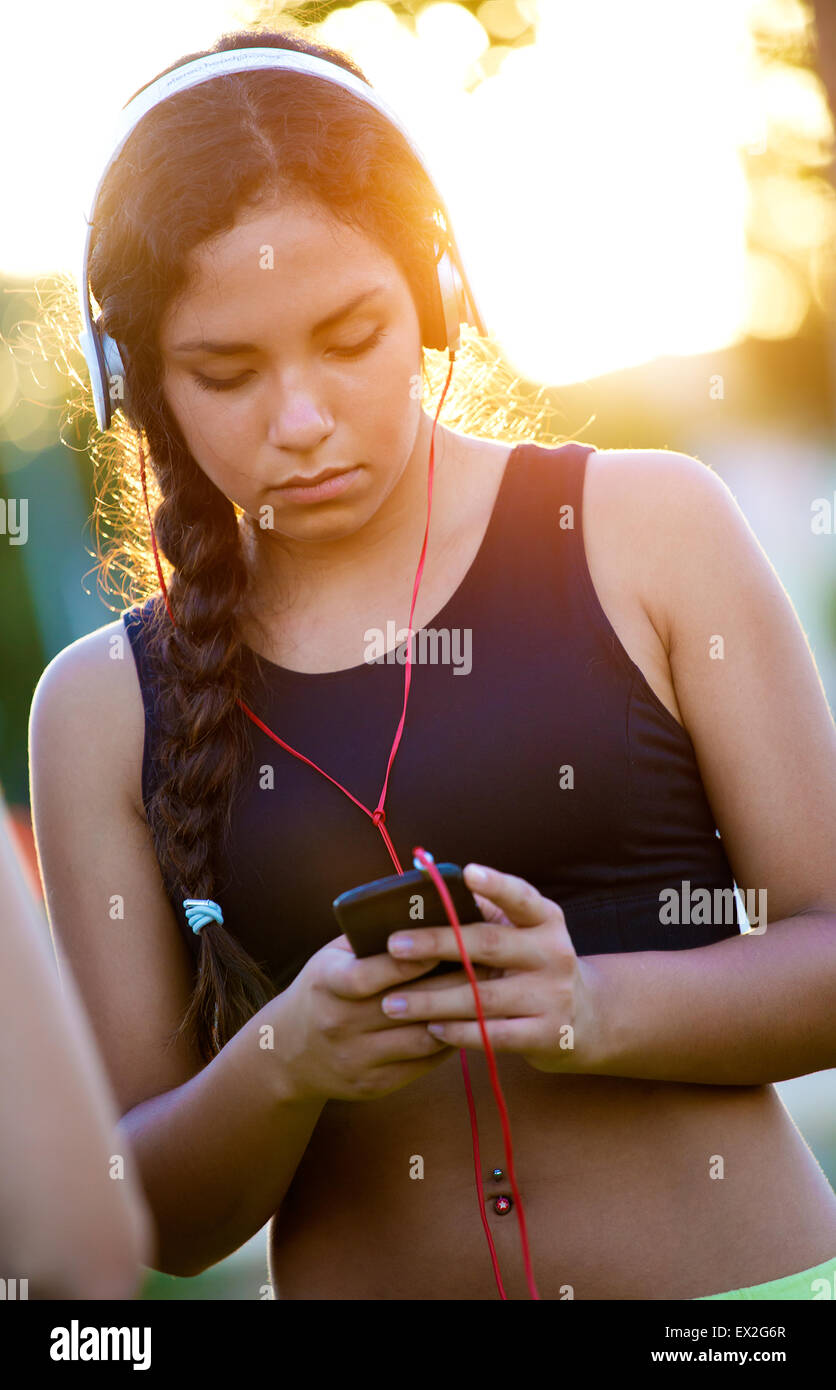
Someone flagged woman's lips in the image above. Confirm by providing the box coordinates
[276,466,362,503]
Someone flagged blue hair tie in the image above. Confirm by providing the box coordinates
[183,898,224,934]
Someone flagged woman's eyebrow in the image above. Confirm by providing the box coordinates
[170,284,388,354]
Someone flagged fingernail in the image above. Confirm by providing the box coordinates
[382,995,408,1015]
[466,864,488,886]
[388,935,414,954]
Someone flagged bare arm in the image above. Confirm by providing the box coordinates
[583,450,836,1084]
[29,621,323,1281]
[0,787,154,1299]
[584,909,836,1085]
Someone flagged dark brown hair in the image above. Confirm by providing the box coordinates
[29,22,571,1065]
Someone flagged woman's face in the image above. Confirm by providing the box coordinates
[158,198,427,546]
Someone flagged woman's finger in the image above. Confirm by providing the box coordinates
[388,920,537,969]
[381,974,532,1022]
[425,1017,540,1052]
[470,889,511,926]
[463,864,554,928]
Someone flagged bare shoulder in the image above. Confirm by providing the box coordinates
[582,447,727,648]
[30,617,146,819]
[584,446,725,511]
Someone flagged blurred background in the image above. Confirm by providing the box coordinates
[1,0,835,1298]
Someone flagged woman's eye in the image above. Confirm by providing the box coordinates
[193,372,251,393]
[330,328,385,358]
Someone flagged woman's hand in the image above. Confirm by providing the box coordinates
[266,934,495,1104]
[381,864,606,1075]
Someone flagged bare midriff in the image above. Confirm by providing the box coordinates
[267,1055,836,1300]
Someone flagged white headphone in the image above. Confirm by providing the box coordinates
[77,45,488,432]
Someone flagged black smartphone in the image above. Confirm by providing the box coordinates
[332,863,482,980]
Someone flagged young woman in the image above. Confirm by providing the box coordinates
[29,27,836,1300]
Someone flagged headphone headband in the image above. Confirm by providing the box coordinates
[78,45,487,430]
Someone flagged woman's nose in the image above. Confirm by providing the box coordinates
[266,376,335,451]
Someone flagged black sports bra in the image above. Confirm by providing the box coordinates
[124,440,741,991]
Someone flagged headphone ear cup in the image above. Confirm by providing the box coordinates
[437,237,487,351]
[434,248,466,355]
[420,250,452,352]
[101,328,128,423]
[80,315,128,431]
[79,317,112,431]
[421,227,487,356]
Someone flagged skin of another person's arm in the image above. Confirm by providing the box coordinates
[28,622,326,1280]
[0,786,154,1299]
